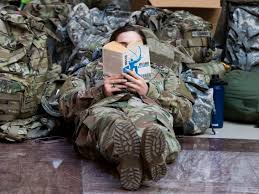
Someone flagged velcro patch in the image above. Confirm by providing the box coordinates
[192,31,211,37]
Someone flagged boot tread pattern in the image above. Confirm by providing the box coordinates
[142,126,167,181]
[113,119,142,190]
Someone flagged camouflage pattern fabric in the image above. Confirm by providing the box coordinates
[136,6,215,63]
[59,61,193,162]
[214,0,259,48]
[160,10,214,64]
[67,0,110,9]
[0,8,49,124]
[137,25,194,74]
[0,0,19,6]
[23,0,73,73]
[65,3,133,72]
[0,115,56,142]
[76,98,180,164]
[40,63,63,117]
[24,0,71,26]
[66,0,130,10]
[67,3,132,50]
[224,4,259,72]
[181,70,214,135]
[187,61,229,84]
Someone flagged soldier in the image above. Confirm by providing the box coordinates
[59,25,193,190]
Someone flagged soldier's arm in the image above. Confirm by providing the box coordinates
[146,67,193,127]
[59,62,106,120]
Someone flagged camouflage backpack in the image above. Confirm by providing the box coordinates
[136,25,194,74]
[186,61,229,84]
[0,8,49,123]
[224,3,259,72]
[137,7,215,63]
[161,10,215,63]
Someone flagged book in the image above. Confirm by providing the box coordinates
[102,41,151,81]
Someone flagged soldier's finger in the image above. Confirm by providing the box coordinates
[104,74,123,80]
[116,84,127,89]
[110,79,127,84]
[109,74,124,79]
[110,88,122,92]
[127,88,137,93]
[124,82,139,90]
[122,73,138,83]
[127,70,140,79]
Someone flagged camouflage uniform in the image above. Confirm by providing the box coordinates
[59,61,192,190]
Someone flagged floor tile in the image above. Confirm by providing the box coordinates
[198,121,259,140]
[1,138,259,193]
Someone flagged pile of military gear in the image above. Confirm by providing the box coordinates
[65,3,132,73]
[0,7,49,122]
[181,70,214,135]
[0,4,62,141]
[0,0,233,141]
[0,116,58,142]
[135,6,215,64]
[213,0,259,126]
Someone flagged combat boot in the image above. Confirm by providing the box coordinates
[141,126,167,181]
[113,119,143,190]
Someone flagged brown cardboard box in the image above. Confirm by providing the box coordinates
[149,0,220,8]
[130,0,221,34]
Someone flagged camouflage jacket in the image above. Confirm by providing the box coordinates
[59,61,193,127]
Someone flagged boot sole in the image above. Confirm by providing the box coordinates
[142,126,167,181]
[113,119,142,190]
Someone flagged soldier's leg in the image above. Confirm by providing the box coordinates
[128,103,181,181]
[81,106,143,190]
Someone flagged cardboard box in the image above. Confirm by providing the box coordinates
[130,0,221,34]
[149,0,220,9]
[102,41,152,80]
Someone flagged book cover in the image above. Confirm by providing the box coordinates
[102,41,151,80]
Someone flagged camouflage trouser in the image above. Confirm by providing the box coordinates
[74,97,181,164]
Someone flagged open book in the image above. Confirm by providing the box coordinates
[102,41,151,81]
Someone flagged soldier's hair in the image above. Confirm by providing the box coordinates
[110,25,147,45]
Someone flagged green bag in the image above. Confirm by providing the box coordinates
[224,70,259,123]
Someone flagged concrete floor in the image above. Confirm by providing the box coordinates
[198,121,259,140]
[1,120,259,193]
[1,137,259,194]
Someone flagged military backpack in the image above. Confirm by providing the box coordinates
[224,3,259,72]
[137,7,215,63]
[0,8,49,123]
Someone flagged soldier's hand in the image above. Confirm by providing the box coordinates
[103,74,128,97]
[122,70,148,96]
